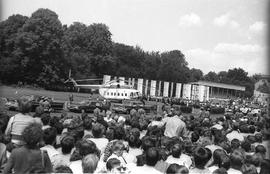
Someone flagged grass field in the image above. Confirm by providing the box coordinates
[0,85,223,119]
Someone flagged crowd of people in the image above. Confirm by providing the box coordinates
[0,95,269,174]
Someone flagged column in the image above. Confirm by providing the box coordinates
[145,80,149,96]
[163,82,169,97]
[175,83,182,98]
[158,81,162,96]
[182,84,191,100]
[150,80,156,96]
[137,78,143,94]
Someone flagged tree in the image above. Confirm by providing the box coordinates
[12,8,66,87]
[217,71,228,83]
[189,68,203,82]
[0,14,28,83]
[203,71,218,82]
[158,50,190,83]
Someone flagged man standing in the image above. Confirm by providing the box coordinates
[162,109,187,138]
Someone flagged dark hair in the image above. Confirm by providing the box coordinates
[166,164,189,174]
[255,145,266,154]
[193,147,212,169]
[106,127,115,141]
[191,132,200,143]
[171,143,182,158]
[0,112,9,134]
[49,116,63,134]
[92,123,104,138]
[212,149,226,166]
[79,139,100,157]
[231,139,240,150]
[145,147,159,166]
[219,155,231,170]
[61,135,75,154]
[260,159,270,174]
[106,158,121,171]
[114,126,125,140]
[249,126,256,134]
[41,113,51,126]
[128,134,142,148]
[230,149,245,170]
[22,123,43,149]
[255,133,262,143]
[241,140,251,152]
[54,165,73,173]
[83,116,92,130]
[43,127,57,145]
[141,137,154,151]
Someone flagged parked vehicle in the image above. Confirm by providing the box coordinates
[111,100,157,114]
[68,99,111,113]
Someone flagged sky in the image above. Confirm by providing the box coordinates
[1,0,268,76]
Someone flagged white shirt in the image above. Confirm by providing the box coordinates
[88,137,109,154]
[41,145,60,167]
[69,160,83,174]
[166,154,192,169]
[127,163,162,174]
[226,130,244,142]
[163,115,187,138]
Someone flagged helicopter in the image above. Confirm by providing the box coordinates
[64,71,141,101]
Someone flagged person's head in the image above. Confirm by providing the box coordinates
[231,139,241,151]
[106,158,121,171]
[145,147,159,166]
[193,147,212,169]
[43,127,57,145]
[18,96,33,114]
[191,132,200,143]
[22,123,43,149]
[54,165,73,173]
[166,164,189,174]
[128,134,141,148]
[106,127,115,141]
[112,140,125,157]
[141,137,154,151]
[92,123,104,138]
[0,112,9,134]
[255,145,266,156]
[171,143,182,158]
[212,168,228,174]
[250,153,263,167]
[114,125,125,140]
[60,135,75,154]
[241,164,258,174]
[83,116,92,130]
[232,122,239,131]
[219,155,231,170]
[241,140,251,152]
[79,139,100,157]
[41,113,51,126]
[82,154,99,173]
[255,133,263,143]
[230,149,245,170]
[212,149,227,166]
[249,126,256,134]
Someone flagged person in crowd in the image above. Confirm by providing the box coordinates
[88,123,108,154]
[3,123,52,174]
[189,147,212,174]
[82,115,93,138]
[162,109,187,138]
[54,134,75,168]
[227,149,245,174]
[106,158,122,173]
[166,163,189,174]
[41,127,60,167]
[166,143,192,169]
[54,165,73,173]
[226,122,244,142]
[5,96,42,148]
[41,112,51,130]
[82,154,99,174]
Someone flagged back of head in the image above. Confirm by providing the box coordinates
[106,158,121,171]
[114,125,125,140]
[61,135,75,154]
[79,139,100,157]
[145,147,159,166]
[22,123,43,149]
[230,149,245,170]
[18,96,33,114]
[171,143,182,158]
[166,164,189,174]
[213,149,226,165]
[141,137,154,151]
[41,113,51,126]
[193,147,212,169]
[82,154,99,173]
[43,127,57,145]
[231,139,241,150]
[219,155,231,170]
[128,134,141,148]
[54,165,73,173]
[92,123,104,138]
[241,140,251,152]
[255,145,266,155]
[83,116,92,130]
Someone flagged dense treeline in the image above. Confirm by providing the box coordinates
[0,8,258,97]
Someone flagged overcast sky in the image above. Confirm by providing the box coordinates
[1,0,268,75]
